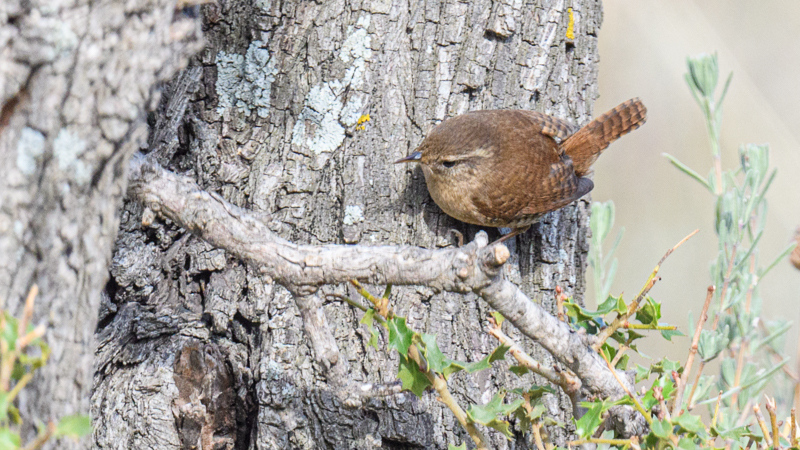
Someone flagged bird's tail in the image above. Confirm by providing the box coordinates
[562,98,647,176]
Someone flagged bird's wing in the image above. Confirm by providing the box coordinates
[516,110,577,142]
[518,155,594,217]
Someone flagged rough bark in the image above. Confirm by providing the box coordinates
[0,0,201,447]
[93,0,599,448]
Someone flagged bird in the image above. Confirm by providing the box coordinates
[395,98,647,243]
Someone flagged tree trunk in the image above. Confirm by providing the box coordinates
[0,0,201,447]
[4,0,601,448]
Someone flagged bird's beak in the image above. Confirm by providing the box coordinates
[394,151,422,164]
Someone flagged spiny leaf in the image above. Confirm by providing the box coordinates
[387,317,414,357]
[490,311,505,326]
[574,402,605,439]
[660,328,684,341]
[444,345,510,377]
[634,297,661,326]
[673,414,708,439]
[466,392,524,439]
[651,418,673,439]
[420,333,447,374]
[397,355,431,397]
[359,309,380,350]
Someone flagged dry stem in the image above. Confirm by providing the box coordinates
[593,230,698,352]
[672,285,715,416]
[753,404,771,448]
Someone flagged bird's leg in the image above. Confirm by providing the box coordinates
[447,229,465,247]
[494,226,530,245]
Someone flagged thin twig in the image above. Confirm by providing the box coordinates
[610,345,629,368]
[21,422,56,450]
[672,286,715,416]
[765,396,779,448]
[712,391,723,428]
[753,404,772,448]
[18,285,38,340]
[351,282,489,449]
[731,342,747,407]
[686,362,706,411]
[622,323,678,330]
[600,352,652,425]
[532,422,546,450]
[430,372,488,449]
[593,230,698,352]
[487,317,581,395]
[791,407,798,448]
[569,438,632,446]
[555,286,566,322]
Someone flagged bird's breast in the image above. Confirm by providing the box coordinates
[421,165,511,227]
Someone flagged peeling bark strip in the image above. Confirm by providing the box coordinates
[97,0,606,448]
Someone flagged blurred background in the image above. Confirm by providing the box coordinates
[591,1,800,364]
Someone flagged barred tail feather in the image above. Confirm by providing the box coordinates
[562,98,647,176]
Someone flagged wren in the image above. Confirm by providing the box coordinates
[396,98,647,242]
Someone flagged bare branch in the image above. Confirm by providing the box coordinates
[128,156,645,430]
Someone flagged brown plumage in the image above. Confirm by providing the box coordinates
[396,98,647,242]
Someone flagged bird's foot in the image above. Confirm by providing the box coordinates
[447,229,465,247]
[493,226,530,245]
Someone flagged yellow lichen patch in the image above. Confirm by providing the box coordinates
[566,7,575,41]
[356,114,371,131]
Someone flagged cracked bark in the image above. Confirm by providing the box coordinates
[4,0,610,448]
[0,0,201,448]
[96,1,605,448]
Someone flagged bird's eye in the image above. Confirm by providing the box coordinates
[442,160,458,168]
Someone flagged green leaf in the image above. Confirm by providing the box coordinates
[651,418,672,439]
[397,355,431,397]
[591,201,615,244]
[387,317,414,357]
[660,328,684,341]
[650,358,682,375]
[55,414,92,439]
[760,241,797,279]
[509,366,529,377]
[466,392,524,439]
[563,295,625,324]
[574,402,605,439]
[697,326,730,362]
[448,444,466,450]
[0,314,19,351]
[510,385,556,401]
[359,309,379,350]
[687,53,720,98]
[663,153,712,190]
[490,311,505,326]
[635,364,652,384]
[711,425,748,440]
[634,297,661,326]
[677,436,699,450]
[447,345,510,376]
[0,428,20,450]
[514,400,548,433]
[420,333,447,374]
[674,414,708,439]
